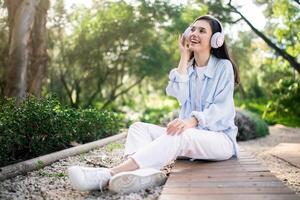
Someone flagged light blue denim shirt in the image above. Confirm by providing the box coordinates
[166,55,239,157]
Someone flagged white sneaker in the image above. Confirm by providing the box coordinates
[68,166,112,191]
[109,168,167,193]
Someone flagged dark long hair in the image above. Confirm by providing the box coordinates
[190,15,240,85]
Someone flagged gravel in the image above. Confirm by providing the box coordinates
[1,124,299,199]
[0,139,174,200]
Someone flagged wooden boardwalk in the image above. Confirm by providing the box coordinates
[159,149,300,200]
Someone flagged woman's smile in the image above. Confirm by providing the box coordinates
[190,37,200,45]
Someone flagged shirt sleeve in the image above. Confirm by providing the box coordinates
[190,61,235,131]
[165,68,190,105]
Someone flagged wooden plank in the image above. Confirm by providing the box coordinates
[159,194,300,200]
[161,187,294,194]
[164,181,286,188]
[173,162,265,168]
[174,158,259,164]
[174,160,260,165]
[169,166,270,173]
[173,160,266,167]
[175,160,259,164]
[168,171,275,178]
[167,176,279,182]
[173,163,266,169]
[172,166,264,171]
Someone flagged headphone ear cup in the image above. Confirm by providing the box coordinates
[211,32,224,48]
[183,27,191,40]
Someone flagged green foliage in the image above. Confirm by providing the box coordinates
[235,97,268,116]
[230,0,299,129]
[140,106,173,125]
[0,95,125,167]
[71,107,125,143]
[47,0,178,108]
[263,78,300,127]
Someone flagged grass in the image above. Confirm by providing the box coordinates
[36,160,45,168]
[105,142,124,152]
[79,153,86,161]
[38,170,66,178]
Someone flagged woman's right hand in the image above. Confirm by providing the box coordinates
[177,35,192,74]
[178,34,192,61]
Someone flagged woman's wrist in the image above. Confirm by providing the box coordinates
[190,116,198,127]
[177,57,189,74]
[180,54,190,61]
[184,117,198,128]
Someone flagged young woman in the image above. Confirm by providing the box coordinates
[68,15,240,193]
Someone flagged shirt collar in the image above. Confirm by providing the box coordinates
[187,55,218,78]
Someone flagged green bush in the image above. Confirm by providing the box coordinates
[263,78,300,127]
[244,110,269,138]
[236,109,269,139]
[0,95,125,167]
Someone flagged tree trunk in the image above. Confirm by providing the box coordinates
[4,0,40,102]
[28,0,49,97]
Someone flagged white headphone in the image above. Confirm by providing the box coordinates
[210,18,224,49]
[183,17,224,49]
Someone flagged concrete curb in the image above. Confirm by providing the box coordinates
[0,132,127,181]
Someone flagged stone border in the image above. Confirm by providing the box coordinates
[0,132,127,181]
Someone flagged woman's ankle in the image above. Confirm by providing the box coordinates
[110,157,140,176]
[123,153,134,160]
[109,169,116,176]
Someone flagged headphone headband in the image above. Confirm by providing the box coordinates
[193,15,223,30]
[210,16,223,34]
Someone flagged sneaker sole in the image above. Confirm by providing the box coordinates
[109,170,166,193]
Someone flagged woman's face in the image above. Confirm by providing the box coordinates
[188,19,212,53]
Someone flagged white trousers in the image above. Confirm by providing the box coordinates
[124,122,234,170]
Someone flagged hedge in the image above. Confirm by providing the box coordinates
[0,95,125,167]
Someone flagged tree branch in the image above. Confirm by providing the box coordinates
[227,1,300,73]
[228,17,242,24]
[101,76,145,109]
[59,72,74,106]
[84,69,111,107]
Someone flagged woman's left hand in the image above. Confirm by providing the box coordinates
[166,117,198,135]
